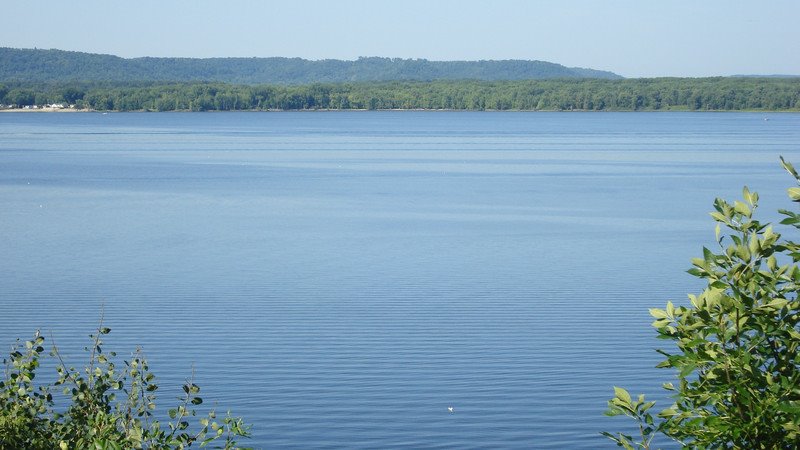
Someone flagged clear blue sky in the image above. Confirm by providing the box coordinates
[3,0,798,78]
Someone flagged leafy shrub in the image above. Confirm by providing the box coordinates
[0,323,250,449]
[603,158,800,449]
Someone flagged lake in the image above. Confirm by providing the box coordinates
[1,111,799,448]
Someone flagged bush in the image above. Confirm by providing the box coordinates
[603,158,800,449]
[0,323,250,449]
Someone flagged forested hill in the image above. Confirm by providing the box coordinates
[0,48,622,83]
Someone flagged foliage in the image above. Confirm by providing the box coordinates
[603,158,800,449]
[0,47,620,84]
[0,324,250,449]
[2,77,798,112]
[2,49,799,112]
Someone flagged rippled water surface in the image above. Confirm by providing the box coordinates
[2,111,799,448]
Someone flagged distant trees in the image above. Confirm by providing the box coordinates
[2,78,799,112]
[5,88,35,106]
[0,48,621,84]
[60,86,85,104]
[1,49,799,112]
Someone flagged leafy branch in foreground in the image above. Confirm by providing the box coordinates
[0,324,250,449]
[603,157,800,449]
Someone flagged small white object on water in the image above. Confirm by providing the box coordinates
[448,407,454,413]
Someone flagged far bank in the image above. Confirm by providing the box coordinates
[1,78,799,112]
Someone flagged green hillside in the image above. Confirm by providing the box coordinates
[0,47,622,84]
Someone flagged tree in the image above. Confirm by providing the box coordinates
[603,158,800,449]
[0,324,251,449]
[60,87,85,104]
[6,88,35,106]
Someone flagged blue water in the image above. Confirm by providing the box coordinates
[1,111,799,448]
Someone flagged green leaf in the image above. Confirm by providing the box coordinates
[765,298,788,310]
[613,386,632,405]
[749,234,760,255]
[679,363,697,378]
[743,185,753,205]
[734,200,751,216]
[779,213,800,225]
[781,156,799,179]
[687,267,705,277]
[710,211,728,222]
[659,408,678,417]
[738,315,748,329]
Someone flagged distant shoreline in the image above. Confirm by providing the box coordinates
[0,107,89,113]
[3,77,798,112]
[1,107,797,113]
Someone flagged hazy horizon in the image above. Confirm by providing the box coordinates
[1,0,798,78]
[9,47,800,80]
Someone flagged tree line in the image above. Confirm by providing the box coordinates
[1,77,799,111]
[0,48,620,84]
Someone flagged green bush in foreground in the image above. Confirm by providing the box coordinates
[604,158,800,449]
[0,324,250,449]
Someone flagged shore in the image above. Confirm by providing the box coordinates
[0,107,796,113]
[0,107,91,113]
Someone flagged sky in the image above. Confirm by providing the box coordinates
[2,0,799,78]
